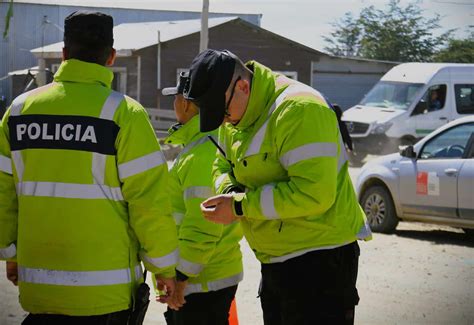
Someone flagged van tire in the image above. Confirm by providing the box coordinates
[360,185,398,233]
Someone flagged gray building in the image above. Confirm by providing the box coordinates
[0,0,261,103]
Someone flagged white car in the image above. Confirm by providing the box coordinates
[356,116,474,234]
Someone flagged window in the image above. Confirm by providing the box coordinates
[455,84,474,114]
[420,123,474,159]
[111,67,127,93]
[51,64,60,73]
[361,81,423,111]
[275,71,298,80]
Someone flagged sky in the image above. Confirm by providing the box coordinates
[111,0,474,52]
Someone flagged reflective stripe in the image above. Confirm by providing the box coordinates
[280,142,338,168]
[135,264,143,281]
[92,153,107,184]
[175,136,211,162]
[337,133,348,172]
[269,243,348,263]
[214,173,228,192]
[184,272,243,296]
[11,151,24,181]
[357,220,372,240]
[10,84,55,116]
[177,258,204,275]
[100,91,124,120]
[17,181,124,201]
[0,155,12,174]
[183,186,213,200]
[173,212,184,225]
[0,243,16,259]
[142,248,179,269]
[118,151,166,180]
[245,119,271,157]
[18,266,134,286]
[260,184,278,219]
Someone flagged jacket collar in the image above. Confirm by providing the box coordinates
[234,61,277,130]
[54,59,114,88]
[164,115,203,146]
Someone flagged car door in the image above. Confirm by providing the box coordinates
[399,122,474,218]
[457,134,474,220]
[412,84,452,138]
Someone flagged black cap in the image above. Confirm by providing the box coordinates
[183,49,237,132]
[162,72,189,96]
[64,11,114,47]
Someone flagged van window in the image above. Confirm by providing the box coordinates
[455,84,474,114]
[360,81,423,110]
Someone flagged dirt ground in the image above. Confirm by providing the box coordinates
[1,167,473,325]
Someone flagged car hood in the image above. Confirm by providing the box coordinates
[341,106,406,124]
[362,152,401,170]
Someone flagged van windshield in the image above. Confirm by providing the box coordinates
[360,81,423,110]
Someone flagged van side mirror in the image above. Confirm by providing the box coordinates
[412,100,427,116]
[400,145,416,158]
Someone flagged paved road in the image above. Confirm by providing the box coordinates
[1,167,473,324]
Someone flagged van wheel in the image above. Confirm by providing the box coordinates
[361,185,398,233]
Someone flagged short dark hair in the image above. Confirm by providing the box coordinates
[64,41,112,65]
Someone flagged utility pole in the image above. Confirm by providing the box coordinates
[200,0,209,53]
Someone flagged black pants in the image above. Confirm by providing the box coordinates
[260,242,360,325]
[164,285,237,325]
[22,309,131,325]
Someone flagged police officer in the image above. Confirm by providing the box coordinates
[161,73,243,325]
[185,49,372,324]
[0,11,179,324]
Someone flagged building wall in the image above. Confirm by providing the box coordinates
[155,19,320,110]
[0,1,260,104]
[312,56,397,110]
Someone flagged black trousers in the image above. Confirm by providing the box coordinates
[22,309,131,325]
[164,285,237,325]
[260,242,360,325]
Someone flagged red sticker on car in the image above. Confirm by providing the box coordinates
[416,172,428,195]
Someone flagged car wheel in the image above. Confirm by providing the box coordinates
[361,185,398,233]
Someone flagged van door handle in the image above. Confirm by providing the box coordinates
[439,117,448,121]
[444,168,458,176]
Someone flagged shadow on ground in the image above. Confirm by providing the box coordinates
[394,229,474,247]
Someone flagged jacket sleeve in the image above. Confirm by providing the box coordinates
[242,101,341,220]
[213,128,245,194]
[176,144,224,278]
[0,111,18,262]
[116,101,178,278]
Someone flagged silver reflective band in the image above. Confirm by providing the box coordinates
[260,184,278,219]
[100,91,124,120]
[18,266,134,286]
[142,248,179,269]
[17,181,124,201]
[184,272,243,296]
[269,243,348,263]
[10,84,55,116]
[12,151,24,181]
[337,134,348,172]
[0,243,16,259]
[92,152,107,184]
[280,142,338,169]
[357,221,372,239]
[172,212,184,225]
[118,151,166,180]
[135,264,143,281]
[214,173,228,192]
[176,136,211,162]
[0,155,12,174]
[184,186,213,200]
[177,258,204,276]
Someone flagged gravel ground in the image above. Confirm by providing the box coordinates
[1,167,473,325]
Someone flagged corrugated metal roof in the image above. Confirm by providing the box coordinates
[31,16,238,55]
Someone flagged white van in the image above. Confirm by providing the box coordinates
[341,63,474,162]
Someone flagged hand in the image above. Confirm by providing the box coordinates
[201,194,239,225]
[174,280,187,307]
[6,261,18,286]
[155,275,183,310]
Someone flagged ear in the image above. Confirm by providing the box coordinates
[238,79,251,95]
[106,48,117,66]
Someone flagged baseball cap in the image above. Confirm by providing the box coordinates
[64,11,114,47]
[183,49,237,132]
[162,72,189,96]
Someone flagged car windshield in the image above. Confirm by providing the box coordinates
[360,81,423,110]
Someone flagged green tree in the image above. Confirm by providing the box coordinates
[433,32,474,63]
[324,0,453,62]
[323,13,362,57]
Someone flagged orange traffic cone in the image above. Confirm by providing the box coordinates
[228,298,239,325]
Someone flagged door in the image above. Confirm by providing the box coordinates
[412,84,451,138]
[399,122,474,218]
[458,136,474,220]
